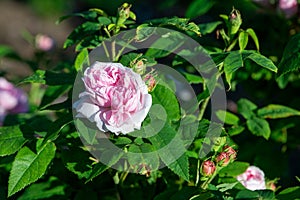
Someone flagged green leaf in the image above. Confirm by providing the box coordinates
[151,84,180,121]
[238,31,249,51]
[75,48,89,71]
[17,177,66,200]
[135,24,155,42]
[277,186,300,200]
[224,51,243,88]
[237,98,257,119]
[186,0,215,18]
[278,33,300,76]
[61,146,93,179]
[63,21,101,49]
[246,28,259,51]
[97,16,111,25]
[0,126,27,157]
[246,53,277,72]
[236,190,275,199]
[56,11,98,24]
[21,70,75,86]
[39,85,71,109]
[216,182,239,192]
[128,143,160,171]
[8,142,56,197]
[86,150,124,182]
[257,104,300,119]
[219,161,249,177]
[149,124,189,181]
[181,72,203,84]
[0,45,19,59]
[247,116,271,139]
[198,21,222,35]
[216,110,240,125]
[228,126,245,136]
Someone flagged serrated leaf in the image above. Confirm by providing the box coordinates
[135,24,155,42]
[56,11,98,24]
[17,177,66,200]
[246,28,259,51]
[216,110,239,125]
[219,161,249,177]
[151,84,180,121]
[128,143,160,171]
[246,53,277,72]
[278,33,300,76]
[8,142,56,197]
[186,0,214,18]
[247,117,271,139]
[20,70,75,86]
[237,98,257,119]
[75,48,89,71]
[257,104,300,119]
[39,85,71,109]
[0,126,27,156]
[64,22,101,49]
[277,186,300,200]
[149,124,189,181]
[224,51,243,88]
[238,31,248,51]
[198,21,222,35]
[86,150,124,182]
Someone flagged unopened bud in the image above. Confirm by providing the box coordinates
[216,152,230,166]
[201,160,216,176]
[223,145,237,160]
[228,8,242,36]
[133,60,146,75]
[144,73,157,92]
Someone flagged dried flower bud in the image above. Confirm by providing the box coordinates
[144,73,157,92]
[228,8,242,36]
[201,160,216,176]
[216,152,230,166]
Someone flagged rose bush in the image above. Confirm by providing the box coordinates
[73,61,152,134]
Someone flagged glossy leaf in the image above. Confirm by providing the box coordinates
[257,104,300,119]
[198,21,222,35]
[186,0,215,19]
[216,110,239,125]
[75,48,89,71]
[278,33,300,76]
[224,51,243,88]
[219,161,249,177]
[246,28,259,51]
[8,142,56,197]
[237,98,257,119]
[0,126,27,157]
[238,31,248,51]
[247,116,271,139]
[277,186,300,200]
[246,53,277,72]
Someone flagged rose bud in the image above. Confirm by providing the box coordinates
[133,60,146,75]
[223,145,237,160]
[266,180,277,191]
[201,160,216,176]
[216,152,230,166]
[228,8,242,36]
[237,166,266,191]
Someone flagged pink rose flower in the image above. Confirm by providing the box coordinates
[0,78,28,125]
[237,166,266,191]
[279,0,298,18]
[73,61,152,135]
[35,34,55,51]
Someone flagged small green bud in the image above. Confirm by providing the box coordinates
[228,8,242,36]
